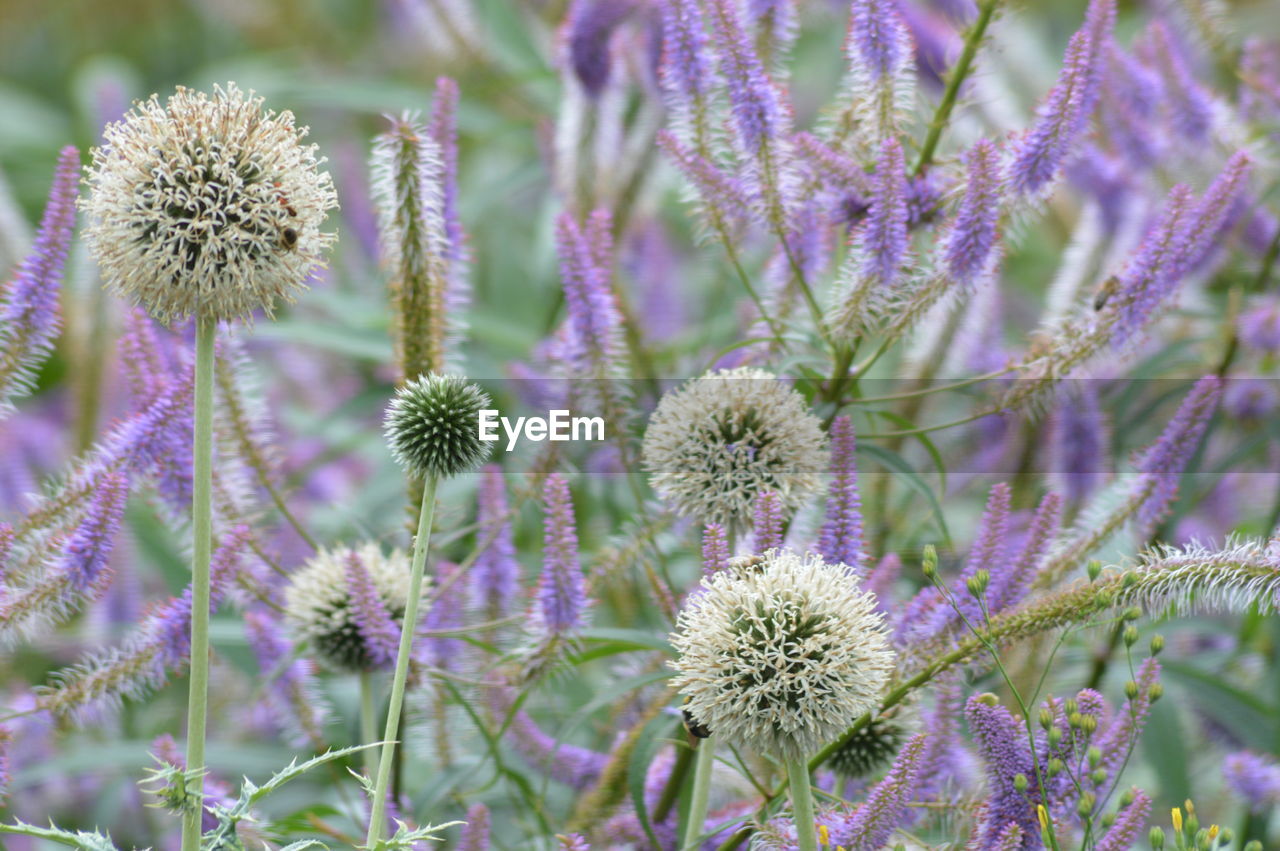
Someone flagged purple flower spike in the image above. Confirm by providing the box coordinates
[1096,788,1151,851]
[862,137,909,286]
[459,802,491,851]
[818,415,865,569]
[1100,44,1165,168]
[657,130,754,228]
[702,523,730,576]
[566,0,634,97]
[538,473,587,635]
[706,0,788,153]
[554,211,623,378]
[0,146,78,413]
[831,733,927,850]
[345,551,401,669]
[473,465,521,617]
[1239,297,1280,355]
[752,490,784,552]
[489,686,608,788]
[1110,183,1195,345]
[428,77,467,273]
[1095,658,1160,781]
[990,492,1062,614]
[966,694,1040,850]
[244,608,329,748]
[1224,751,1280,812]
[1133,377,1221,534]
[1180,151,1251,273]
[1137,21,1214,143]
[942,138,1004,286]
[848,0,912,81]
[1049,383,1108,506]
[940,483,1011,632]
[657,0,712,103]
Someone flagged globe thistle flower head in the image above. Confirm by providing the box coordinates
[384,373,493,479]
[81,83,338,325]
[827,708,911,779]
[283,543,419,672]
[669,549,894,762]
[641,367,827,530]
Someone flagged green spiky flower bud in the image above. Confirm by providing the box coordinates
[1150,634,1165,655]
[1014,773,1029,793]
[384,374,493,479]
[1150,826,1165,850]
[1124,625,1140,646]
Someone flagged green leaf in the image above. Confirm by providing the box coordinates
[0,820,121,850]
[628,717,679,849]
[1162,661,1278,752]
[856,442,951,546]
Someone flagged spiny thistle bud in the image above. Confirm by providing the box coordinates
[82,83,337,325]
[922,545,938,580]
[1150,826,1166,849]
[1014,773,1029,793]
[669,549,893,762]
[1124,624,1140,646]
[1150,634,1165,655]
[827,710,907,778]
[384,374,492,479]
[641,368,827,530]
[283,543,420,672]
[1087,559,1102,581]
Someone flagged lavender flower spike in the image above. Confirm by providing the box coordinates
[0,472,129,645]
[1137,21,1214,143]
[752,491,784,552]
[458,802,491,851]
[702,523,730,575]
[1109,184,1195,345]
[706,0,786,154]
[538,473,588,635]
[554,211,623,379]
[863,137,909,287]
[946,483,1012,630]
[942,138,1004,287]
[831,733,927,851]
[1179,151,1252,273]
[840,0,914,140]
[1009,0,1114,196]
[472,465,520,618]
[345,551,401,669]
[0,146,78,414]
[817,415,865,569]
[1223,751,1280,812]
[243,609,329,749]
[966,694,1040,850]
[1132,377,1222,534]
[1096,788,1151,851]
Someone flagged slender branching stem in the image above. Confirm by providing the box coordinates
[684,735,717,849]
[366,475,439,847]
[180,317,216,851]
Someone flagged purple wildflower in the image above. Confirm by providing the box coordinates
[899,1,957,88]
[345,551,401,668]
[421,561,466,671]
[243,608,329,748]
[702,523,730,576]
[1240,37,1280,125]
[657,130,754,230]
[555,211,623,378]
[989,493,1062,614]
[538,473,587,635]
[1099,43,1165,168]
[558,834,591,851]
[657,0,711,103]
[947,483,1012,629]
[1224,751,1280,812]
[566,0,633,97]
[752,490,784,552]
[830,733,927,850]
[1239,297,1280,355]
[1096,788,1151,851]
[942,138,1003,286]
[861,137,909,286]
[1179,151,1252,273]
[1049,383,1108,505]
[459,802,491,851]
[0,472,129,643]
[706,0,787,153]
[489,686,608,788]
[473,465,521,617]
[0,146,78,412]
[427,77,467,274]
[1132,376,1221,533]
[847,0,912,81]
[1110,184,1195,345]
[1137,21,1214,143]
[817,416,865,568]
[966,694,1040,850]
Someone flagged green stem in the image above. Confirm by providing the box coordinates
[653,740,695,823]
[360,671,379,780]
[181,317,216,851]
[786,758,818,851]
[684,735,717,850]
[366,476,439,847]
[912,0,1000,177]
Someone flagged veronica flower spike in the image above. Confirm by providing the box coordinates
[80,82,337,851]
[369,373,492,844]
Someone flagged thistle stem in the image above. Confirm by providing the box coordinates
[180,317,216,851]
[360,671,379,779]
[683,735,717,850]
[366,475,438,847]
[786,758,818,851]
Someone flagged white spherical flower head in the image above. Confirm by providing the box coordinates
[81,83,338,324]
[669,549,894,763]
[641,367,827,530]
[283,543,420,673]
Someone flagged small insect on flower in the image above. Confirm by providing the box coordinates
[80,83,338,325]
[669,549,894,763]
